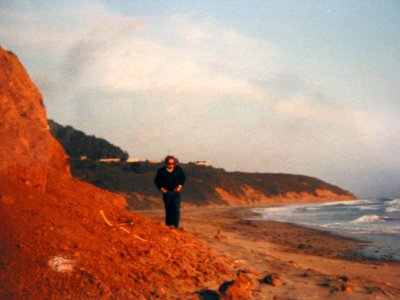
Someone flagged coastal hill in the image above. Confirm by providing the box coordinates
[48,119,128,160]
[0,46,234,298]
[48,123,356,209]
[71,160,355,209]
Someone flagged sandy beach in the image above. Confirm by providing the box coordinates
[142,206,400,299]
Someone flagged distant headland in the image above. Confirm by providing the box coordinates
[49,120,356,209]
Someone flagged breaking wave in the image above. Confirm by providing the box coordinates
[385,199,400,213]
[352,215,384,223]
[251,198,400,261]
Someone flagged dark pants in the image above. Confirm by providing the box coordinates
[162,191,181,228]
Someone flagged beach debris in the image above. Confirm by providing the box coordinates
[262,273,282,287]
[215,229,228,242]
[338,275,355,293]
[99,210,136,234]
[99,210,113,227]
[133,234,148,243]
[219,271,254,299]
[342,283,355,293]
[48,256,75,273]
[118,227,130,234]
[321,276,356,293]
[338,275,350,282]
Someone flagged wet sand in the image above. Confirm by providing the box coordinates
[142,206,400,299]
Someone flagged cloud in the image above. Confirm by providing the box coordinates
[275,95,342,123]
[59,12,392,173]
[60,14,274,101]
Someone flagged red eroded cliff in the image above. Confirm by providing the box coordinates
[0,47,69,190]
[0,46,232,299]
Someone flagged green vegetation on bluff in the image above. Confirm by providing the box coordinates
[49,120,128,160]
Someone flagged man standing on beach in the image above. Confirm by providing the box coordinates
[154,155,186,229]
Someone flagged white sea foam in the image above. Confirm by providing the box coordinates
[386,199,400,205]
[359,205,380,211]
[385,199,400,213]
[386,207,400,213]
[321,222,344,228]
[252,205,293,215]
[250,198,400,261]
[318,199,375,207]
[304,206,319,211]
[379,227,400,234]
[260,206,287,212]
[352,215,384,223]
[318,200,351,206]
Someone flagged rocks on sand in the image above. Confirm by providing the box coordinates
[219,271,255,299]
[262,273,282,287]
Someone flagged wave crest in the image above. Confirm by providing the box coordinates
[385,199,400,213]
[352,215,384,223]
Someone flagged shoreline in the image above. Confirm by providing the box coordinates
[223,206,383,262]
[185,206,373,261]
[142,205,400,298]
[246,200,400,263]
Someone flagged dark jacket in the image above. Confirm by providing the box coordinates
[154,165,186,192]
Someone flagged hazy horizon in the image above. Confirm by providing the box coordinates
[1,1,399,198]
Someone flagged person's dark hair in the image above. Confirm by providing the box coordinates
[164,155,178,164]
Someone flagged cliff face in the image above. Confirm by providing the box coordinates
[0,46,232,299]
[0,48,69,190]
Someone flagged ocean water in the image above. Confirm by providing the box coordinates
[250,198,400,261]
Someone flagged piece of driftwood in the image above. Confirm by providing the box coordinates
[99,210,113,227]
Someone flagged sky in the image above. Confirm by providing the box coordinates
[1,0,399,197]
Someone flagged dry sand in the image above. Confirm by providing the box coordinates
[142,206,400,299]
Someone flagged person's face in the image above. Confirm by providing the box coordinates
[166,159,175,169]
